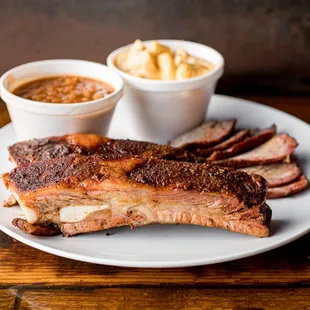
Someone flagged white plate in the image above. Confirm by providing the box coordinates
[0,95,309,268]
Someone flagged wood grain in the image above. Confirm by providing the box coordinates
[0,231,309,287]
[18,288,310,310]
[0,289,17,310]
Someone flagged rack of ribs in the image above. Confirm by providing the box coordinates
[3,155,271,238]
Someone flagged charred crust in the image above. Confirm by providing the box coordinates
[12,218,61,236]
[8,156,75,191]
[8,135,207,166]
[102,140,172,157]
[7,155,113,192]
[260,203,272,229]
[129,158,268,206]
[7,156,267,206]
[8,137,73,166]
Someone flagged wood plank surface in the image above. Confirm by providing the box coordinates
[0,289,17,310]
[18,288,310,310]
[0,231,309,287]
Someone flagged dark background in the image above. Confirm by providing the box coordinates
[1,0,310,95]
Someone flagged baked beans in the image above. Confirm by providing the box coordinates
[13,76,114,103]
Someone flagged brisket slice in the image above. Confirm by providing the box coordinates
[267,175,308,199]
[240,162,301,188]
[3,155,271,237]
[8,133,204,166]
[169,120,236,148]
[209,126,276,161]
[214,134,298,168]
[193,129,250,157]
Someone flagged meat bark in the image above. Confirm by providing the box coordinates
[8,134,204,166]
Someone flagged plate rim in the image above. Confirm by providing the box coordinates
[0,94,309,268]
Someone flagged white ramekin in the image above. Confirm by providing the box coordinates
[0,59,124,141]
[107,40,224,143]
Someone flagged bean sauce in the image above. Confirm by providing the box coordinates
[13,76,114,103]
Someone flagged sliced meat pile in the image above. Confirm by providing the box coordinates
[171,121,307,198]
[3,155,271,238]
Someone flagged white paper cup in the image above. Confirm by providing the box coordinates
[107,40,224,143]
[0,59,124,141]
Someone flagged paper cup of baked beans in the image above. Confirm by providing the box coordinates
[107,39,224,143]
[0,59,124,141]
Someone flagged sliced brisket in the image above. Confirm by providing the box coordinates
[169,120,236,148]
[209,126,276,160]
[194,129,250,157]
[240,162,301,188]
[214,134,298,168]
[267,175,308,199]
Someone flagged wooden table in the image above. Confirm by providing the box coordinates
[0,96,309,310]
